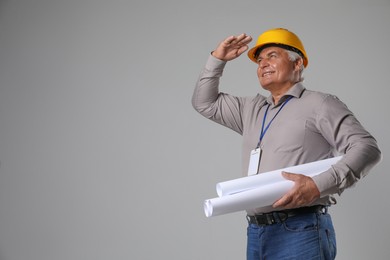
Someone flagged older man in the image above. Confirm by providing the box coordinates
[192,28,381,259]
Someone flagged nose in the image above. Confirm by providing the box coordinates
[257,59,269,69]
[257,58,269,69]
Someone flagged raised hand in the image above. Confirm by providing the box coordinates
[212,33,252,61]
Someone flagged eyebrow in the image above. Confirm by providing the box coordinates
[257,50,279,61]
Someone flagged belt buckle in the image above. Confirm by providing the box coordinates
[265,213,276,225]
[255,213,276,225]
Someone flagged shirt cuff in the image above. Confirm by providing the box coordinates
[311,168,339,197]
[205,54,227,71]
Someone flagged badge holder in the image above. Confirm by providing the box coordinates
[247,147,261,176]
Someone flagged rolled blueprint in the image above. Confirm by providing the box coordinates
[205,181,293,217]
[216,156,343,197]
[204,156,342,217]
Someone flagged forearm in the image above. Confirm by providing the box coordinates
[312,95,382,196]
[192,55,227,117]
[313,141,381,197]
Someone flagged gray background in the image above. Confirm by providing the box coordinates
[0,0,388,259]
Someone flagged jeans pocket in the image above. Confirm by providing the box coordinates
[283,213,318,232]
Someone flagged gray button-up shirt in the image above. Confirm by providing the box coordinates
[192,55,381,214]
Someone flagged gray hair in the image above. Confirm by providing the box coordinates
[286,50,305,82]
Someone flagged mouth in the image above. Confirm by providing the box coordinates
[261,71,274,77]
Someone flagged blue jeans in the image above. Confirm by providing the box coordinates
[247,211,337,260]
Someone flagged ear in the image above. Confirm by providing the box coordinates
[294,57,304,71]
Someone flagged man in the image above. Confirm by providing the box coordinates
[192,28,381,259]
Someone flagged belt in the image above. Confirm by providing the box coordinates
[246,205,326,226]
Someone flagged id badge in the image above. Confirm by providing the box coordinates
[247,148,261,176]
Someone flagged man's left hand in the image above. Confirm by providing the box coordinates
[272,172,320,209]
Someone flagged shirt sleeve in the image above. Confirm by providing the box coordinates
[311,94,382,196]
[192,55,244,135]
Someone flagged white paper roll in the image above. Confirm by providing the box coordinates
[205,181,294,217]
[216,156,342,197]
[205,156,342,217]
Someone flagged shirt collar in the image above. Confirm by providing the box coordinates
[266,82,306,107]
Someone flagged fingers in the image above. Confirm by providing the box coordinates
[213,33,252,61]
[273,172,320,209]
[281,171,298,180]
[224,35,236,44]
[224,33,252,46]
[273,194,293,209]
[236,45,249,56]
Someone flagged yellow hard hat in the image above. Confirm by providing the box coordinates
[247,28,308,67]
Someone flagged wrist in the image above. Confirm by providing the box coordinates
[211,50,225,61]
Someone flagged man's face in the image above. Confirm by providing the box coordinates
[256,46,299,90]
